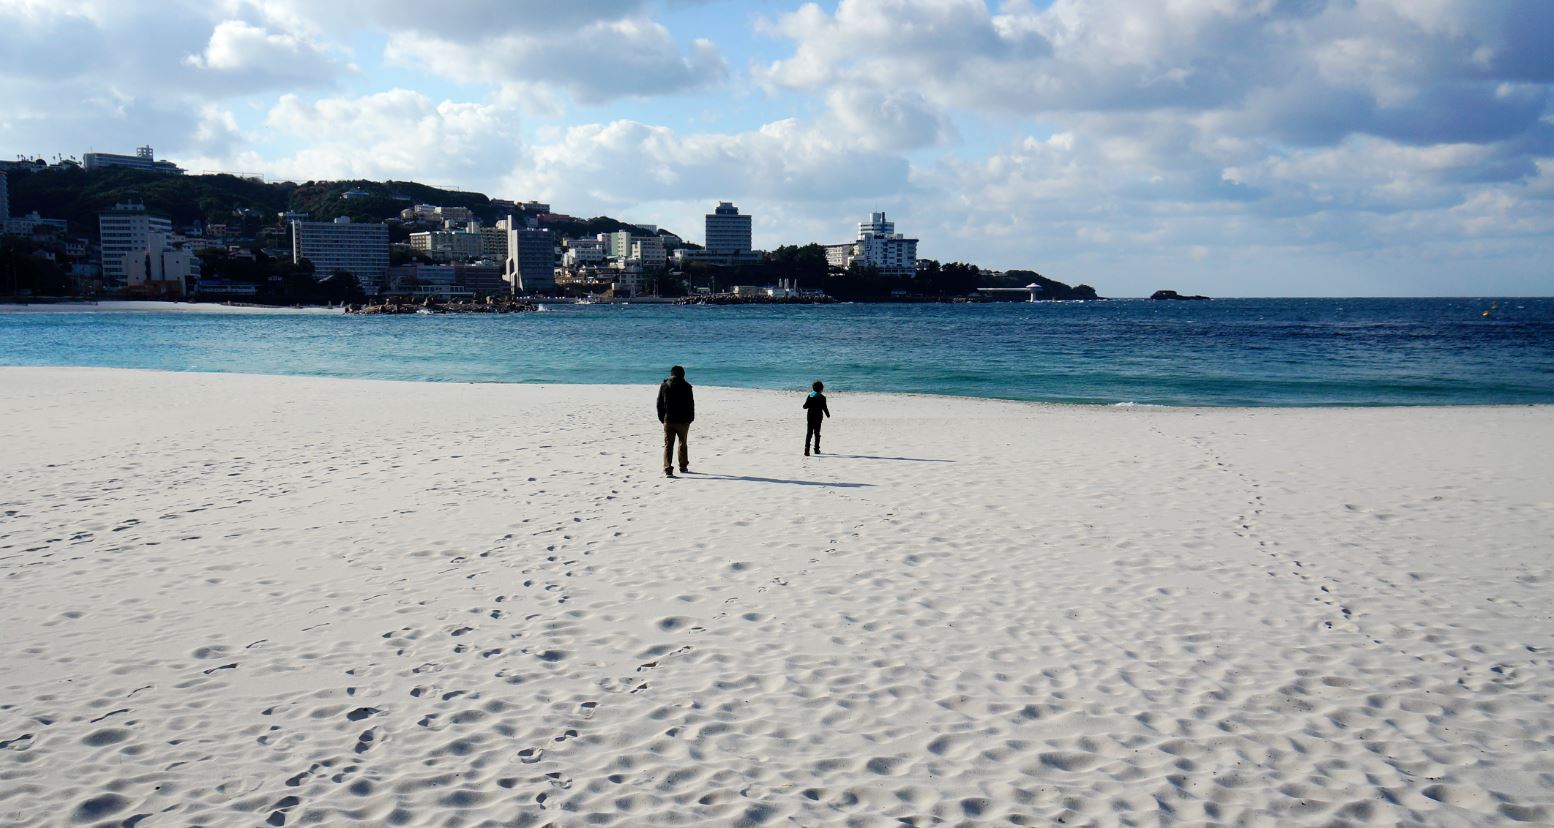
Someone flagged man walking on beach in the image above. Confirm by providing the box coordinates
[657,365,695,477]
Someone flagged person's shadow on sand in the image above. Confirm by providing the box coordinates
[690,473,873,488]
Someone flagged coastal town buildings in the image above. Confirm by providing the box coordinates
[563,237,606,268]
[384,263,474,300]
[82,146,184,175]
[408,229,482,261]
[603,230,636,260]
[505,224,555,293]
[705,201,752,255]
[609,261,643,298]
[603,229,666,270]
[99,202,173,287]
[480,222,508,259]
[454,262,507,296]
[119,230,199,297]
[7,212,69,236]
[675,200,762,267]
[825,212,918,278]
[4,166,70,237]
[398,204,474,225]
[630,236,666,270]
[291,217,389,295]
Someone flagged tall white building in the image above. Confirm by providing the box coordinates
[826,211,918,278]
[99,202,173,287]
[705,201,752,254]
[292,217,389,295]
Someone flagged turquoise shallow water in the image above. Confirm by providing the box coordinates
[2,298,1552,406]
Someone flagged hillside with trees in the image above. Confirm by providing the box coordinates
[3,167,630,238]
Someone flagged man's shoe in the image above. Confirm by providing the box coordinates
[664,469,675,478]
[805,447,810,456]
[679,466,690,474]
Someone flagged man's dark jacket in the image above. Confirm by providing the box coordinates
[657,377,695,424]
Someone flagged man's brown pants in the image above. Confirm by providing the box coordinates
[663,422,690,472]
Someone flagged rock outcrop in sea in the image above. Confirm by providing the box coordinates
[345,297,537,314]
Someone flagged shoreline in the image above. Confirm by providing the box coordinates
[3,367,1552,825]
[4,364,1551,411]
[0,299,339,315]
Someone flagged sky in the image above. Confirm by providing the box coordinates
[2,0,1551,297]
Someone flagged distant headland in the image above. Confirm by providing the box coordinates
[1,161,1103,307]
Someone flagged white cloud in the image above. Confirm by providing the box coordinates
[184,19,341,89]
[759,0,1553,145]
[510,118,910,210]
[385,18,727,106]
[822,88,955,152]
[237,0,728,105]
[249,90,521,185]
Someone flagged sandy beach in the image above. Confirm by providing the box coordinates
[1,367,1551,827]
[0,302,338,315]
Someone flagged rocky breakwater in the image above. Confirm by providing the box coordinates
[345,297,538,315]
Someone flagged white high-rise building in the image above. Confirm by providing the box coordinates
[99,202,173,287]
[704,201,752,254]
[826,211,918,278]
[292,217,389,294]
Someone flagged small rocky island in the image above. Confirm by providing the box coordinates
[1149,290,1210,301]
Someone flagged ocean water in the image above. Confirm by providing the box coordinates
[2,298,1552,406]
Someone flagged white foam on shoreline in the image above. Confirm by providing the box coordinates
[1,367,1551,826]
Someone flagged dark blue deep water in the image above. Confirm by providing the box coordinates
[2,298,1552,406]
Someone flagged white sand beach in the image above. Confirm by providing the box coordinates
[0,301,337,315]
[2,367,1551,827]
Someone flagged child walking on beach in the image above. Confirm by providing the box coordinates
[803,380,830,456]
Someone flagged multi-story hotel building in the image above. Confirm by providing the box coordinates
[825,211,918,278]
[99,202,173,287]
[292,217,389,295]
[705,202,752,254]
